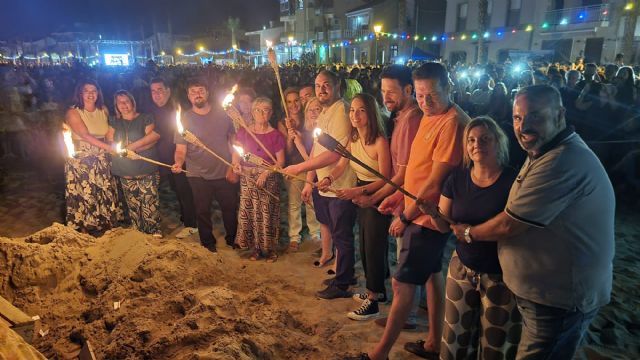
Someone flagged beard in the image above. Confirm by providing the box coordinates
[193,98,207,109]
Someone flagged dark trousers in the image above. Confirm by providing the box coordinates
[325,196,357,287]
[160,167,196,228]
[187,176,239,248]
[358,205,391,295]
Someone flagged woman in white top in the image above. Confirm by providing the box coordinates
[64,80,119,234]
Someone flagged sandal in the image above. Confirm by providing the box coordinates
[288,241,299,253]
[266,253,278,263]
[249,251,261,261]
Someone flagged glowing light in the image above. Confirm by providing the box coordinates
[625,3,633,11]
[395,57,405,64]
[577,12,586,20]
[432,35,438,41]
[222,85,238,109]
[460,71,468,78]
[313,128,322,138]
[62,127,75,158]
[513,64,523,74]
[414,35,419,40]
[374,24,382,33]
[525,25,533,32]
[232,145,245,156]
[483,32,490,39]
[496,31,504,37]
[474,71,482,78]
[542,22,549,28]
[511,28,517,33]
[461,34,467,40]
[560,18,569,25]
[116,142,125,155]
[266,40,273,48]
[199,46,205,52]
[176,107,183,134]
[471,33,478,39]
[161,51,166,56]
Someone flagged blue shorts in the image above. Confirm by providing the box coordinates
[393,223,449,285]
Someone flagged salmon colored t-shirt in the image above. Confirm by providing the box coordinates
[404,104,469,229]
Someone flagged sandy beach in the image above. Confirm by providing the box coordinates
[0,155,638,359]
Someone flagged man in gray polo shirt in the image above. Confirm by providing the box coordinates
[450,84,615,359]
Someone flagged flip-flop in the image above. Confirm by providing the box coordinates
[403,340,439,359]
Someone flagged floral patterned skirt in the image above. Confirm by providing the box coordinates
[65,143,119,233]
[118,173,160,234]
[235,171,281,253]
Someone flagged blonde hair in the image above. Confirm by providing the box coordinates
[303,97,321,131]
[462,116,510,168]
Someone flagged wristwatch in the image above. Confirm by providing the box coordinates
[399,212,412,226]
[464,226,473,244]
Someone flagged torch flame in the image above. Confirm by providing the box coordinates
[313,127,323,139]
[266,40,273,48]
[176,106,184,134]
[222,84,238,109]
[232,145,244,157]
[115,142,123,155]
[62,127,75,158]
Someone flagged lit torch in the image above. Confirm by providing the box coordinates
[116,142,185,173]
[315,129,453,223]
[176,106,233,167]
[62,127,76,158]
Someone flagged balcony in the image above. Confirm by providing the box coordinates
[316,29,371,42]
[541,4,610,33]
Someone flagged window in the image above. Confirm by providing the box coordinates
[347,14,370,30]
[506,0,521,27]
[390,44,398,57]
[457,3,468,32]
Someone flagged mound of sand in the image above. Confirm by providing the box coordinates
[0,224,359,360]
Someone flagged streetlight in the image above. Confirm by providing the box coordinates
[373,24,382,66]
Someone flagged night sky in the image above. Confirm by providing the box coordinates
[0,0,279,40]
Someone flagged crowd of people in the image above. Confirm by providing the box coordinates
[0,56,628,359]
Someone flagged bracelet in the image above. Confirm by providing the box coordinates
[399,212,412,226]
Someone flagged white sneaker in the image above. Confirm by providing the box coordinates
[152,232,164,239]
[175,227,198,239]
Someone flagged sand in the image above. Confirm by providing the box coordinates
[1,217,639,359]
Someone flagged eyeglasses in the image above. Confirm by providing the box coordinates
[254,108,272,114]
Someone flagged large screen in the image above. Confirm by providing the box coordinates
[104,54,130,66]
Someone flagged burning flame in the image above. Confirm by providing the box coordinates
[176,106,184,134]
[313,127,323,138]
[222,84,238,109]
[232,145,245,157]
[62,127,75,157]
[115,142,124,155]
[266,40,273,48]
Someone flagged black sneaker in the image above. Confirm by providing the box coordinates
[322,277,358,286]
[352,292,387,303]
[203,243,217,253]
[316,284,351,299]
[347,299,379,320]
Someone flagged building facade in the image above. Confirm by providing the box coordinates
[443,0,639,64]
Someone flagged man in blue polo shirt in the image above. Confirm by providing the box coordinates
[451,84,615,360]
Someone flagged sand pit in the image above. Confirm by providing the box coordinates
[0,224,366,359]
[1,219,639,359]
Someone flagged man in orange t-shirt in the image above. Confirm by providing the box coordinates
[365,62,470,360]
